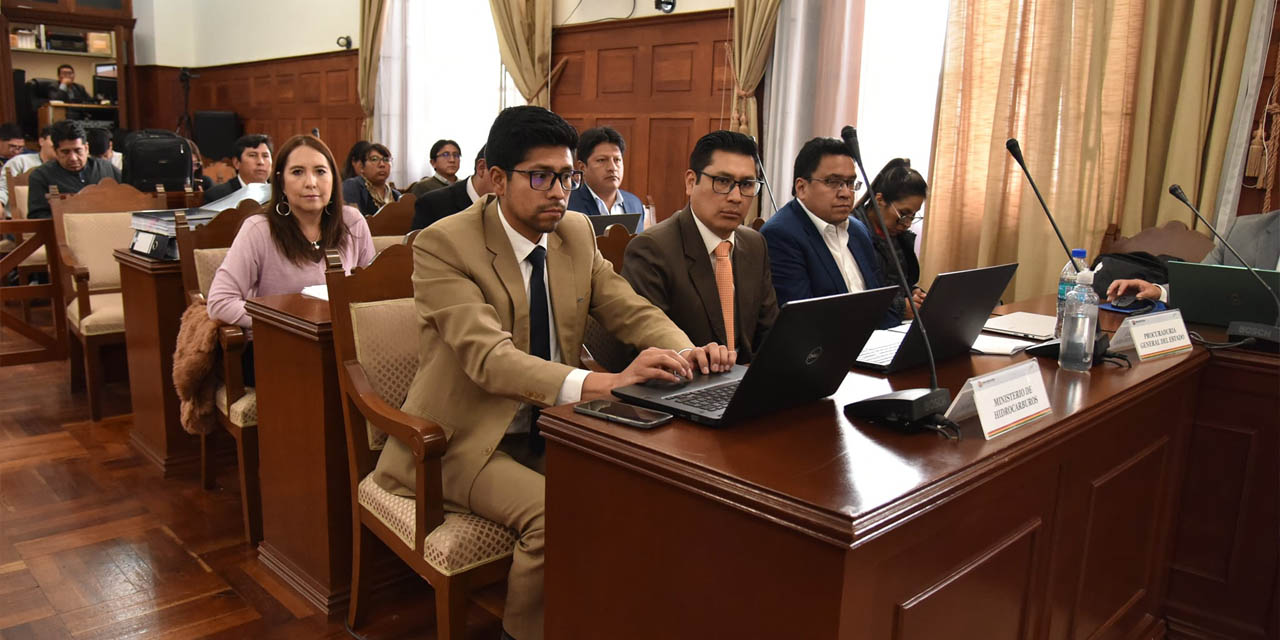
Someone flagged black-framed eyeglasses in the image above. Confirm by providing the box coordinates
[366,155,392,165]
[807,176,861,192]
[696,171,761,197]
[510,168,584,192]
[435,151,461,159]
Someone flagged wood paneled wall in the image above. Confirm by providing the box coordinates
[135,50,362,164]
[551,10,735,221]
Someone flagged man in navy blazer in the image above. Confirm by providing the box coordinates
[760,137,899,328]
[569,126,646,231]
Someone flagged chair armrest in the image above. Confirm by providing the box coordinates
[58,244,90,316]
[218,325,248,404]
[342,360,448,460]
[579,345,608,374]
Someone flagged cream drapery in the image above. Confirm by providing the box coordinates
[1119,0,1258,235]
[489,0,553,108]
[921,0,1146,301]
[731,0,783,139]
[358,0,390,138]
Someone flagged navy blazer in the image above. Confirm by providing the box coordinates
[568,185,646,231]
[759,198,899,328]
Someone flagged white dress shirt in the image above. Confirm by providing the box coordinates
[798,199,866,292]
[495,200,590,433]
[690,206,737,256]
[0,153,45,209]
[466,174,481,204]
[586,184,627,216]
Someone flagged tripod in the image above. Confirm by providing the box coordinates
[175,67,198,137]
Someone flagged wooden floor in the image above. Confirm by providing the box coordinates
[1,309,503,639]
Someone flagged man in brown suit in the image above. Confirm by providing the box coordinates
[623,131,779,364]
[370,106,731,640]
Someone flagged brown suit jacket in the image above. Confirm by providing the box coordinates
[409,174,452,199]
[621,207,779,364]
[370,195,692,507]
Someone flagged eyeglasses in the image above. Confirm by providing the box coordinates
[510,168,584,191]
[435,151,461,160]
[807,176,861,192]
[890,203,920,226]
[365,155,392,165]
[696,171,761,197]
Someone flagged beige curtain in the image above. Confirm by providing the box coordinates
[1119,0,1258,234]
[921,0,1146,301]
[358,0,390,138]
[490,0,553,108]
[731,0,783,138]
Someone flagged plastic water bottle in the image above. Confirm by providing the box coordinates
[1055,248,1087,337]
[1059,269,1099,372]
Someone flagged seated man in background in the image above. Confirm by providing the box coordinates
[0,125,50,215]
[371,105,731,640]
[56,64,91,103]
[409,139,461,197]
[411,144,494,230]
[1107,209,1280,303]
[86,127,124,172]
[1,123,26,164]
[204,134,273,202]
[760,136,897,328]
[27,120,121,219]
[622,130,778,364]
[569,126,646,231]
[341,142,400,216]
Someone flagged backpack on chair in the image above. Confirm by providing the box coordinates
[122,129,194,194]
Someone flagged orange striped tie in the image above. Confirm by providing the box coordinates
[713,241,735,352]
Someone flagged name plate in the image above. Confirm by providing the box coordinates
[1109,309,1192,361]
[944,359,1052,440]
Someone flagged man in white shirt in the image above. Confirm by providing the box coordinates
[0,126,54,215]
[569,126,647,231]
[760,136,899,327]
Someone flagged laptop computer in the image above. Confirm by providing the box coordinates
[854,263,1018,373]
[612,287,897,426]
[983,311,1056,340]
[1167,261,1280,326]
[588,213,641,235]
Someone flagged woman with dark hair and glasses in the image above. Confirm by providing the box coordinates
[852,157,928,317]
[341,142,400,215]
[341,140,371,181]
[207,134,376,385]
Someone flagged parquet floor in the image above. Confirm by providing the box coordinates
[1,309,503,639]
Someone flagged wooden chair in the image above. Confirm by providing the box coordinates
[49,179,161,421]
[325,246,515,639]
[204,161,237,185]
[175,201,264,544]
[367,192,417,252]
[8,168,46,321]
[404,228,422,246]
[750,217,765,231]
[595,222,634,275]
[1098,220,1215,263]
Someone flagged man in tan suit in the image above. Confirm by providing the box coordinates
[623,131,779,364]
[371,106,731,640]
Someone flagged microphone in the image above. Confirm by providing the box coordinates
[1168,184,1279,349]
[748,135,781,219]
[841,126,952,433]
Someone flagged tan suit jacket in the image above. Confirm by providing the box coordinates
[622,207,778,364]
[370,195,692,507]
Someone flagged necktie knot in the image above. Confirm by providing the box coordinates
[527,245,546,269]
[714,240,731,258]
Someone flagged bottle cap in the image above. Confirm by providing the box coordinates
[1075,269,1094,286]
[1071,248,1086,258]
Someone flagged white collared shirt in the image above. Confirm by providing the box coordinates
[495,200,590,433]
[586,184,627,216]
[798,199,866,293]
[690,206,737,257]
[466,174,481,204]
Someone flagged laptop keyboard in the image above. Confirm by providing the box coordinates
[667,381,740,412]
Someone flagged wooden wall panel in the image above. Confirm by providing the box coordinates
[134,50,361,165]
[552,9,734,221]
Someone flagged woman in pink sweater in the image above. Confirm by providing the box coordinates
[207,134,376,385]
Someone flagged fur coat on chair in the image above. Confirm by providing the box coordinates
[173,302,220,435]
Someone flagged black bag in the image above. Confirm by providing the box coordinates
[1089,251,1178,297]
[122,129,193,194]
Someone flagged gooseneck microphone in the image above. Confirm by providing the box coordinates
[1006,139,1080,272]
[1168,184,1280,348]
[748,135,781,219]
[841,126,952,434]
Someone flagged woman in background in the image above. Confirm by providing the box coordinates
[341,142,401,216]
[342,140,371,181]
[207,134,376,384]
[853,158,928,317]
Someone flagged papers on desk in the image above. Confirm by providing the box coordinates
[301,285,329,301]
[971,333,1037,356]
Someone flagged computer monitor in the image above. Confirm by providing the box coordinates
[94,63,117,78]
[93,75,117,102]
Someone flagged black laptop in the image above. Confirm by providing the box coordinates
[854,263,1018,373]
[611,287,897,426]
[1167,261,1280,326]
[588,213,642,235]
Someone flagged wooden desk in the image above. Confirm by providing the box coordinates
[540,299,1207,639]
[243,293,350,614]
[38,102,119,128]
[114,249,197,475]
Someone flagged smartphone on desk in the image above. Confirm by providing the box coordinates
[573,400,674,429]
